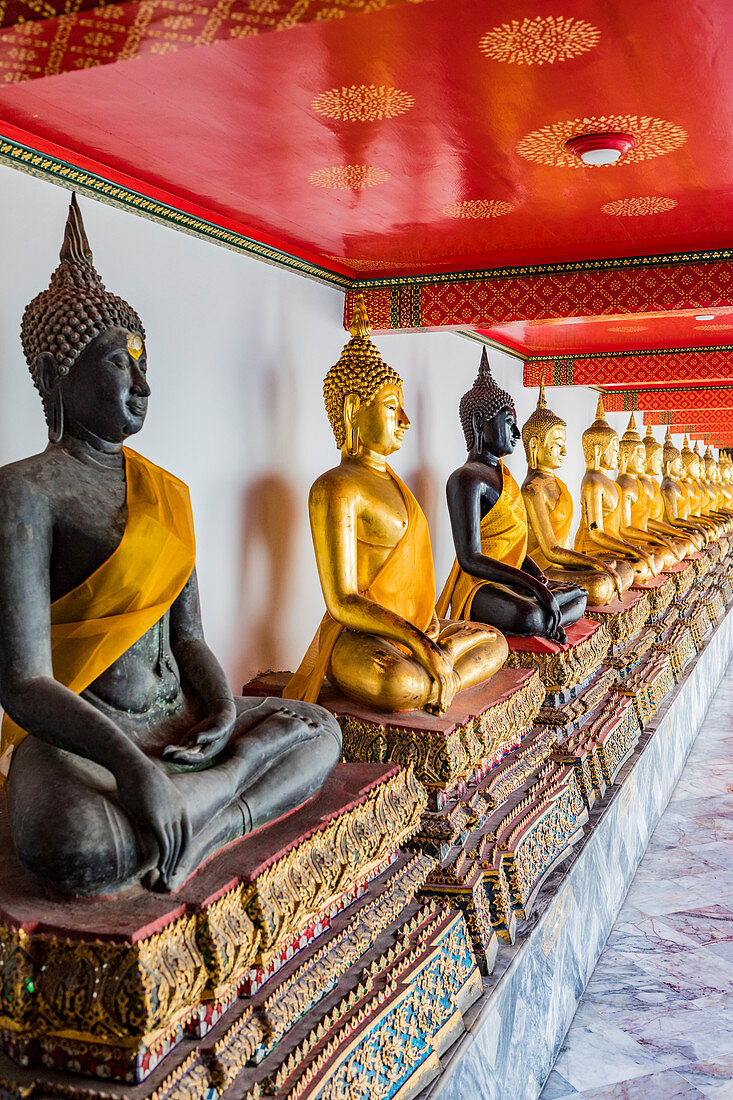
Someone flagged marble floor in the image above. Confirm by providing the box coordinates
[540,662,733,1100]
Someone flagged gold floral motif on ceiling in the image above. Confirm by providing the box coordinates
[609,324,648,332]
[517,115,687,168]
[308,164,390,189]
[312,84,414,122]
[442,199,514,219]
[602,196,678,216]
[479,14,600,66]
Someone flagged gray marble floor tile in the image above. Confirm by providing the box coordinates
[541,1069,582,1098]
[578,1069,708,1098]
[551,1003,672,1090]
[677,1054,733,1098]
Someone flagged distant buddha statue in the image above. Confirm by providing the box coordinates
[284,300,507,717]
[574,397,657,583]
[437,351,587,645]
[703,446,733,520]
[719,454,733,510]
[615,415,680,572]
[679,436,722,535]
[641,426,699,556]
[519,380,626,607]
[660,431,710,545]
[0,196,341,897]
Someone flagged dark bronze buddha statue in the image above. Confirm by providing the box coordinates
[0,196,341,897]
[438,350,587,644]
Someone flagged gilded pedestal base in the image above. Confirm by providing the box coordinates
[612,651,675,726]
[631,574,676,623]
[584,590,650,648]
[503,619,611,695]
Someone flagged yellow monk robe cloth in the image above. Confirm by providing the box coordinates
[283,467,436,705]
[525,476,573,573]
[574,480,624,555]
[650,480,666,523]
[0,448,196,787]
[436,462,528,620]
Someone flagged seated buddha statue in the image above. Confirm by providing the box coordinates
[679,436,723,535]
[703,446,733,520]
[437,351,587,645]
[641,426,700,555]
[615,415,681,572]
[0,196,341,897]
[718,454,733,510]
[519,381,627,607]
[574,397,657,583]
[284,299,507,717]
[660,431,711,545]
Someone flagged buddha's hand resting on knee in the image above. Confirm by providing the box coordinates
[162,697,238,766]
[414,637,458,715]
[117,760,191,885]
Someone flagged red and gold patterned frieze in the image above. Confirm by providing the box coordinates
[603,386,733,413]
[643,409,733,429]
[0,0,434,82]
[346,260,733,333]
[523,348,733,389]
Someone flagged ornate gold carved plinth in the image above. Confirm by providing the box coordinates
[612,651,674,726]
[504,619,611,695]
[631,574,676,622]
[663,560,695,600]
[653,618,697,682]
[535,668,617,736]
[603,627,655,677]
[585,591,650,648]
[586,696,641,787]
[0,765,426,1086]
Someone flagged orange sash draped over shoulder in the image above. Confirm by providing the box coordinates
[283,467,436,704]
[575,478,623,554]
[436,462,528,620]
[0,448,196,786]
[525,476,573,572]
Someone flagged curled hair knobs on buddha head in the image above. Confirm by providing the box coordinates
[21,193,145,429]
[323,294,403,450]
[459,346,515,451]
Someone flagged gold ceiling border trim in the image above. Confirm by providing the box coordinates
[0,134,353,290]
[350,250,733,289]
[528,344,733,362]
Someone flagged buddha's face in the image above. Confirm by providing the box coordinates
[537,426,566,470]
[670,455,684,479]
[354,381,409,456]
[628,443,646,475]
[482,405,520,458]
[601,435,619,472]
[59,326,149,443]
[646,447,663,476]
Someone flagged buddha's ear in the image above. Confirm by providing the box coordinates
[471,409,484,451]
[343,393,361,456]
[35,352,62,396]
[593,443,601,472]
[528,438,538,469]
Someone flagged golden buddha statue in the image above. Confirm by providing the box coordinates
[520,381,625,606]
[641,426,700,556]
[679,436,722,535]
[719,453,733,510]
[615,415,680,572]
[284,298,507,716]
[660,431,710,545]
[574,396,657,582]
[703,446,733,519]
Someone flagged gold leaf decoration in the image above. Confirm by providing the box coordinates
[308,165,390,190]
[609,324,648,333]
[517,115,687,167]
[442,199,514,219]
[312,84,414,122]
[479,15,600,66]
[602,196,678,216]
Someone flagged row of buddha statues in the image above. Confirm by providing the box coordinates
[0,196,729,902]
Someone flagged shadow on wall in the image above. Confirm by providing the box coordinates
[232,365,299,686]
[405,378,440,539]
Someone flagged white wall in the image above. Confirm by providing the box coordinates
[0,164,633,687]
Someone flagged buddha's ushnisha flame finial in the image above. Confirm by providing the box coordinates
[628,413,637,431]
[537,374,547,409]
[595,394,606,421]
[348,294,372,340]
[646,424,655,439]
[665,427,672,442]
[59,192,93,268]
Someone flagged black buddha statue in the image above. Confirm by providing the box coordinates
[437,350,587,644]
[0,196,341,896]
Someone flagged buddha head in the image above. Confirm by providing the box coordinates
[324,295,407,458]
[680,436,700,478]
[618,414,646,476]
[459,348,519,458]
[721,455,733,484]
[21,194,147,445]
[663,430,684,479]
[704,446,718,482]
[581,395,619,472]
[521,378,567,471]
[643,425,664,476]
